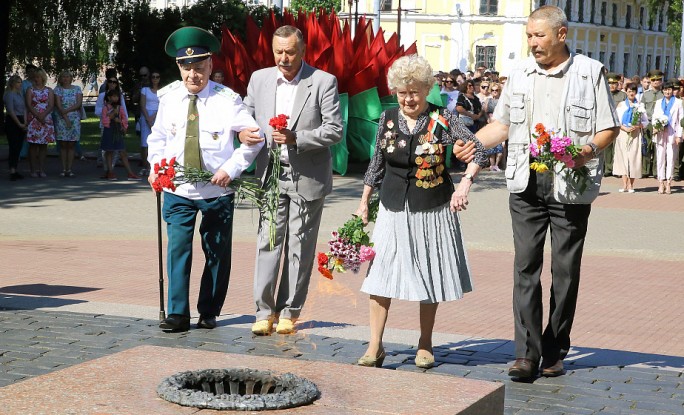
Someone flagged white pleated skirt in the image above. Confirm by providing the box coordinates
[360,201,474,303]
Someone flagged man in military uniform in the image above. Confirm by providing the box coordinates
[605,73,626,176]
[147,27,264,332]
[640,69,665,177]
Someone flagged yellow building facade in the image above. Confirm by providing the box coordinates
[362,0,676,78]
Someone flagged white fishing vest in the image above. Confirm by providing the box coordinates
[504,53,605,204]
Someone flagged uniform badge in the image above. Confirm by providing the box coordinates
[188,114,197,121]
[384,131,394,139]
[212,132,219,140]
[387,144,395,153]
[386,120,394,129]
[397,139,406,148]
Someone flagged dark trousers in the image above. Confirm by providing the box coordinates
[642,130,655,177]
[162,192,235,317]
[673,141,684,179]
[509,171,591,363]
[5,115,25,170]
[603,141,614,175]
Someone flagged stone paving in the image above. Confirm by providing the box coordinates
[0,308,683,414]
[1,149,684,414]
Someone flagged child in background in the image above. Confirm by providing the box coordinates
[100,89,139,180]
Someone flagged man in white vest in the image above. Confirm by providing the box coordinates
[453,5,619,380]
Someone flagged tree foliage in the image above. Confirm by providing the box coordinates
[6,0,126,76]
[113,0,273,92]
[645,0,682,50]
[289,0,342,14]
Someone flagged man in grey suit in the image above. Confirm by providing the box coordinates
[239,25,343,335]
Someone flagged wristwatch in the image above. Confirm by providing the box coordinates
[463,173,474,182]
[586,142,601,159]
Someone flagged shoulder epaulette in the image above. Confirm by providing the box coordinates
[157,80,182,98]
[212,84,240,101]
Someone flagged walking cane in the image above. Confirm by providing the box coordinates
[156,191,166,322]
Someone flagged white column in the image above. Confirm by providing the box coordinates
[617,33,625,74]
[680,4,684,76]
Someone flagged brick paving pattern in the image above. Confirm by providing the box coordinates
[1,151,683,414]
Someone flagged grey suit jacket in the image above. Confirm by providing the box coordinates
[244,62,343,201]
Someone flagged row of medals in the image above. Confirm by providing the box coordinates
[415,134,445,189]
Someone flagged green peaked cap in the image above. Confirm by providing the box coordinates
[165,26,220,64]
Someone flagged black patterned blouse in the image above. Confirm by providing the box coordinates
[363,107,488,188]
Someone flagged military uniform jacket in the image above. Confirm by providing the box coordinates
[147,80,264,200]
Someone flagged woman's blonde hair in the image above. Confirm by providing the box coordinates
[387,54,434,92]
[59,70,73,84]
[33,67,48,84]
[7,75,22,88]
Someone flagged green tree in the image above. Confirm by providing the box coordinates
[644,1,682,51]
[289,0,342,13]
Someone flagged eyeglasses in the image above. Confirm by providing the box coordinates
[491,88,500,92]
[139,73,149,77]
[467,84,474,88]
[444,80,454,84]
[151,75,160,79]
[481,85,489,89]
[396,90,421,99]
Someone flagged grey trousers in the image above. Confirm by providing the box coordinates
[253,166,325,321]
[509,171,591,363]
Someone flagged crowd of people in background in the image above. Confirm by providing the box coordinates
[432,64,684,193]
[3,59,684,193]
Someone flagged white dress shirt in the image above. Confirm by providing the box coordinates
[275,66,303,164]
[147,80,264,200]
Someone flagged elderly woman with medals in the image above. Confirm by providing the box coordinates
[354,55,487,369]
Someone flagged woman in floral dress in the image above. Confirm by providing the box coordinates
[25,67,55,177]
[53,70,83,177]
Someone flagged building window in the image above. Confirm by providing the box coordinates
[665,56,670,77]
[646,55,652,71]
[476,46,496,70]
[623,53,630,75]
[656,56,661,71]
[639,7,645,28]
[380,0,391,11]
[591,0,596,23]
[612,3,617,27]
[479,0,498,15]
[578,1,584,22]
[609,52,615,71]
[565,0,572,21]
[637,55,642,75]
[601,2,607,25]
[626,6,631,29]
[599,51,606,64]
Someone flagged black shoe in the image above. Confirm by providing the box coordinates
[674,176,682,182]
[197,315,217,329]
[159,314,190,332]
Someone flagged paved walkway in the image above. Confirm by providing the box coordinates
[1,151,683,414]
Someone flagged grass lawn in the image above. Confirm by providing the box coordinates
[0,114,140,152]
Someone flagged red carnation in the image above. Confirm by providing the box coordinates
[318,266,333,280]
[269,114,289,130]
[317,252,329,266]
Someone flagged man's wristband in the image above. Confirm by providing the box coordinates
[586,142,601,159]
